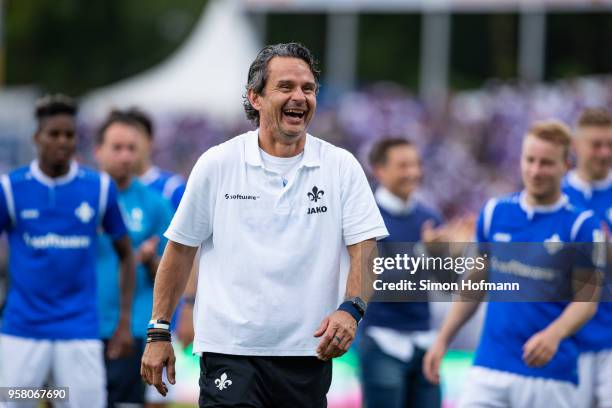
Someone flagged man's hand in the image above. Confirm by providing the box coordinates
[313,311,357,361]
[423,339,447,384]
[107,318,134,359]
[177,305,195,348]
[141,341,176,396]
[523,327,561,367]
[137,236,160,265]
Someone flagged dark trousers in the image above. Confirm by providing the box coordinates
[359,334,441,408]
[103,337,146,407]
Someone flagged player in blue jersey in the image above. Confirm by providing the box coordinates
[95,110,173,407]
[423,120,603,408]
[127,108,186,211]
[562,108,612,408]
[0,95,135,408]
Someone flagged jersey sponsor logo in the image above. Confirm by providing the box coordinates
[75,201,95,223]
[492,232,511,242]
[224,193,260,200]
[214,372,232,391]
[20,209,39,220]
[307,186,324,203]
[128,207,144,232]
[544,234,563,255]
[23,232,91,249]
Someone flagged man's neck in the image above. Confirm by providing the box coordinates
[115,175,132,191]
[38,160,70,179]
[137,161,152,177]
[525,190,562,207]
[258,129,306,158]
[576,165,607,183]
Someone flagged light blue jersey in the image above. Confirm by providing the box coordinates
[139,166,185,211]
[97,179,172,339]
[0,161,127,339]
[474,191,602,384]
[563,170,612,352]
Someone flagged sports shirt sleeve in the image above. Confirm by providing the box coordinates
[102,178,128,240]
[340,152,388,245]
[164,148,218,247]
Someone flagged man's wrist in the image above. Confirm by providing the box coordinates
[338,297,366,323]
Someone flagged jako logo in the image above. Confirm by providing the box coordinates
[307,206,327,215]
[225,193,260,200]
[307,186,324,202]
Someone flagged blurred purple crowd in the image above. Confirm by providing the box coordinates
[75,76,612,218]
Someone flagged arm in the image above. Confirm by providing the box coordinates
[423,260,487,384]
[177,252,199,348]
[523,265,600,367]
[141,240,198,396]
[107,235,136,359]
[151,241,198,322]
[138,236,161,281]
[314,239,378,361]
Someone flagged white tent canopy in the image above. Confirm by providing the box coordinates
[81,0,260,123]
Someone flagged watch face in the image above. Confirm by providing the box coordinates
[351,297,366,315]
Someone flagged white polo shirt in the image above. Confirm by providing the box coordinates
[165,130,388,356]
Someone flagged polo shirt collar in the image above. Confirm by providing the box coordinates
[245,130,321,168]
[375,186,416,216]
[519,190,568,219]
[140,165,161,185]
[566,169,612,199]
[30,160,78,187]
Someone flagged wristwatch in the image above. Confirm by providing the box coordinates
[345,296,367,317]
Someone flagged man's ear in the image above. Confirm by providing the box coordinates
[94,145,103,165]
[248,89,262,112]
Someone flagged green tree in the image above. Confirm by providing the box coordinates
[5,0,205,95]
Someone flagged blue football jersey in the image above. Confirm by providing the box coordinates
[473,191,602,384]
[563,170,612,352]
[139,166,185,211]
[0,161,127,339]
[97,179,172,339]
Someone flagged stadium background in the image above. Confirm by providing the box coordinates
[0,0,610,406]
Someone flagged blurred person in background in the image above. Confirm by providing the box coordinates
[129,108,186,211]
[95,110,173,408]
[0,95,135,407]
[127,107,197,408]
[562,108,612,408]
[141,42,387,407]
[359,137,472,408]
[424,121,603,408]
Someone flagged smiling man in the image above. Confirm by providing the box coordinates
[95,110,173,408]
[140,43,388,407]
[423,120,603,408]
[562,108,612,408]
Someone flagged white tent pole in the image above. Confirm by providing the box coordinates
[325,12,358,97]
[419,11,451,112]
[518,7,546,82]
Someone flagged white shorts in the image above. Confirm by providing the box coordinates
[576,350,612,408]
[459,366,576,408]
[0,334,106,408]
